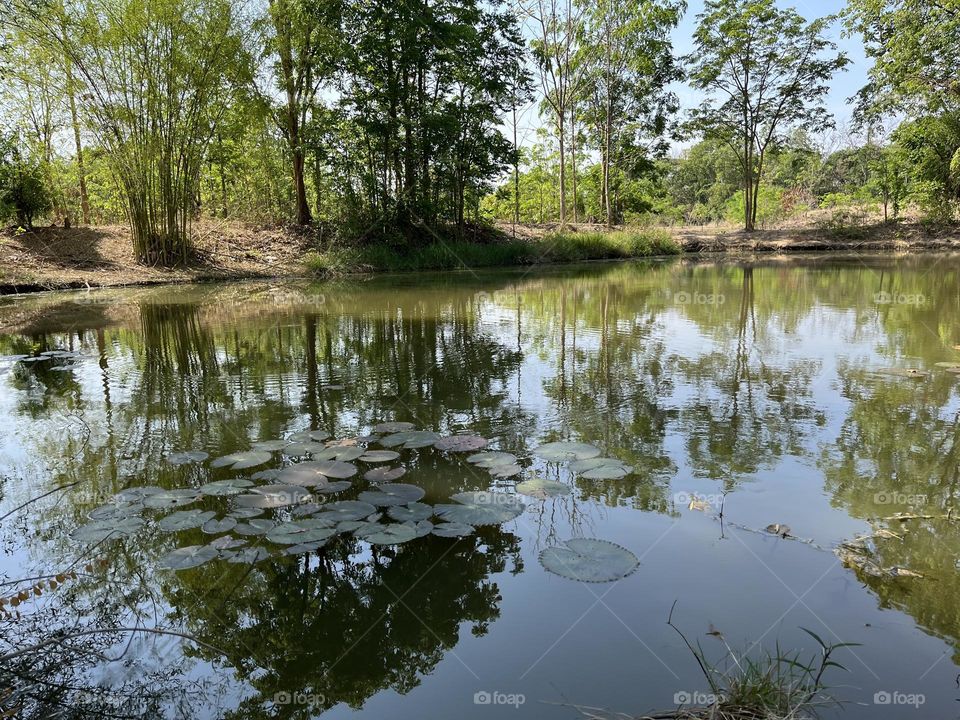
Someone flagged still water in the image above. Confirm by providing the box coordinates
[1,255,959,719]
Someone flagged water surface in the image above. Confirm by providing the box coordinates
[2,255,959,719]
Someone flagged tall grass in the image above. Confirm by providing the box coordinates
[303,228,679,275]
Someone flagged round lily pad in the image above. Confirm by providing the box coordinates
[380,430,440,449]
[223,546,271,563]
[199,478,254,496]
[358,483,425,507]
[364,466,406,483]
[250,440,290,451]
[412,520,434,537]
[70,516,144,543]
[355,522,417,545]
[434,435,489,452]
[387,502,433,522]
[282,442,327,456]
[228,507,264,519]
[432,521,475,538]
[236,484,309,508]
[266,521,337,545]
[158,509,217,532]
[319,500,377,522]
[233,519,277,536]
[286,431,314,442]
[489,463,522,478]
[570,457,633,480]
[283,540,329,555]
[309,430,331,442]
[279,460,357,485]
[88,501,143,521]
[209,535,246,550]
[202,517,237,534]
[313,446,366,462]
[158,544,219,570]
[114,486,163,501]
[516,478,571,499]
[313,480,352,494]
[434,491,524,526]
[358,450,400,463]
[372,421,415,433]
[539,538,639,583]
[534,442,602,462]
[211,450,272,470]
[467,451,517,468]
[166,450,209,465]
[251,469,282,482]
[143,490,202,509]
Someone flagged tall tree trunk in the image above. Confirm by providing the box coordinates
[512,102,519,236]
[570,104,578,224]
[64,56,90,225]
[557,113,567,226]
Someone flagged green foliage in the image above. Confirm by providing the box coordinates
[0,135,50,227]
[724,186,784,227]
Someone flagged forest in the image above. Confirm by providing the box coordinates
[0,0,957,266]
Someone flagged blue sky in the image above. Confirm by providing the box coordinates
[673,0,870,131]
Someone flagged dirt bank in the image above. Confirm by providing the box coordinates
[2,220,959,295]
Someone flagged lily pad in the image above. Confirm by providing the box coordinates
[313,446,366,462]
[363,466,406,483]
[434,435,489,452]
[308,430,331,442]
[88,501,143,520]
[250,440,290,451]
[533,441,602,462]
[412,520,434,537]
[211,450,272,470]
[467,451,517,468]
[199,478,254,496]
[313,480,352,494]
[539,538,639,583]
[432,521,475,538]
[283,540,329,556]
[266,521,337,545]
[228,507,264,519]
[202,517,238,534]
[158,544,219,570]
[233,519,277,536]
[387,502,433,522]
[114,486,163,501]
[251,469,282,481]
[209,535,246,550]
[281,442,327,456]
[570,457,633,480]
[489,463,523,478]
[158,509,217,532]
[143,489,202,509]
[355,522,417,545]
[434,491,524,525]
[358,483,425,507]
[279,460,357,485]
[319,500,378,522]
[372,421,416,433]
[223,546,272,564]
[70,516,144,543]
[166,450,209,465]
[515,478,571,499]
[380,430,440,449]
[235,484,309,508]
[358,450,400,463]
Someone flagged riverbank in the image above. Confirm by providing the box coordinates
[2,219,959,294]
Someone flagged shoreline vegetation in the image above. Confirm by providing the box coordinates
[3,218,960,295]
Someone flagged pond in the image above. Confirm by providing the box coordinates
[1,254,958,719]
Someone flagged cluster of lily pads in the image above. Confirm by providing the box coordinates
[3,349,84,372]
[70,428,641,582]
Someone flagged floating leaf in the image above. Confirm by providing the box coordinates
[283,540,328,556]
[158,545,218,570]
[251,469,282,481]
[313,480,352,494]
[199,478,254,496]
[158,510,216,532]
[412,520,434,537]
[88,501,143,520]
[467,451,517,468]
[279,460,357,485]
[432,522,475,538]
[363,466,406,483]
[282,442,327,456]
[534,442,602,462]
[539,538,639,583]
[202,517,237,534]
[380,430,440,449]
[515,478,571,499]
[223,547,271,564]
[489,463,522,478]
[211,450,272,470]
[209,535,246,550]
[935,362,960,369]
[235,484,310,508]
[434,435,489,452]
[387,502,433,522]
[286,431,313,442]
[570,457,633,479]
[358,483,425,507]
[309,430,331,442]
[70,517,144,543]
[143,490,202,509]
[435,491,524,525]
[358,450,400,463]
[355,522,417,545]
[291,502,325,517]
[166,451,209,465]
[228,507,264,519]
[114,486,163,501]
[313,446,365,462]
[372,421,415,433]
[234,519,277,536]
[266,521,337,545]
[319,500,378,522]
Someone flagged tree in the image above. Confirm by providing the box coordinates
[0,132,51,227]
[576,0,683,226]
[685,0,848,231]
[844,0,960,118]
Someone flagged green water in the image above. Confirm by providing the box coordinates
[1,255,959,719]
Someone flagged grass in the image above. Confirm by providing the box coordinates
[303,228,680,275]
